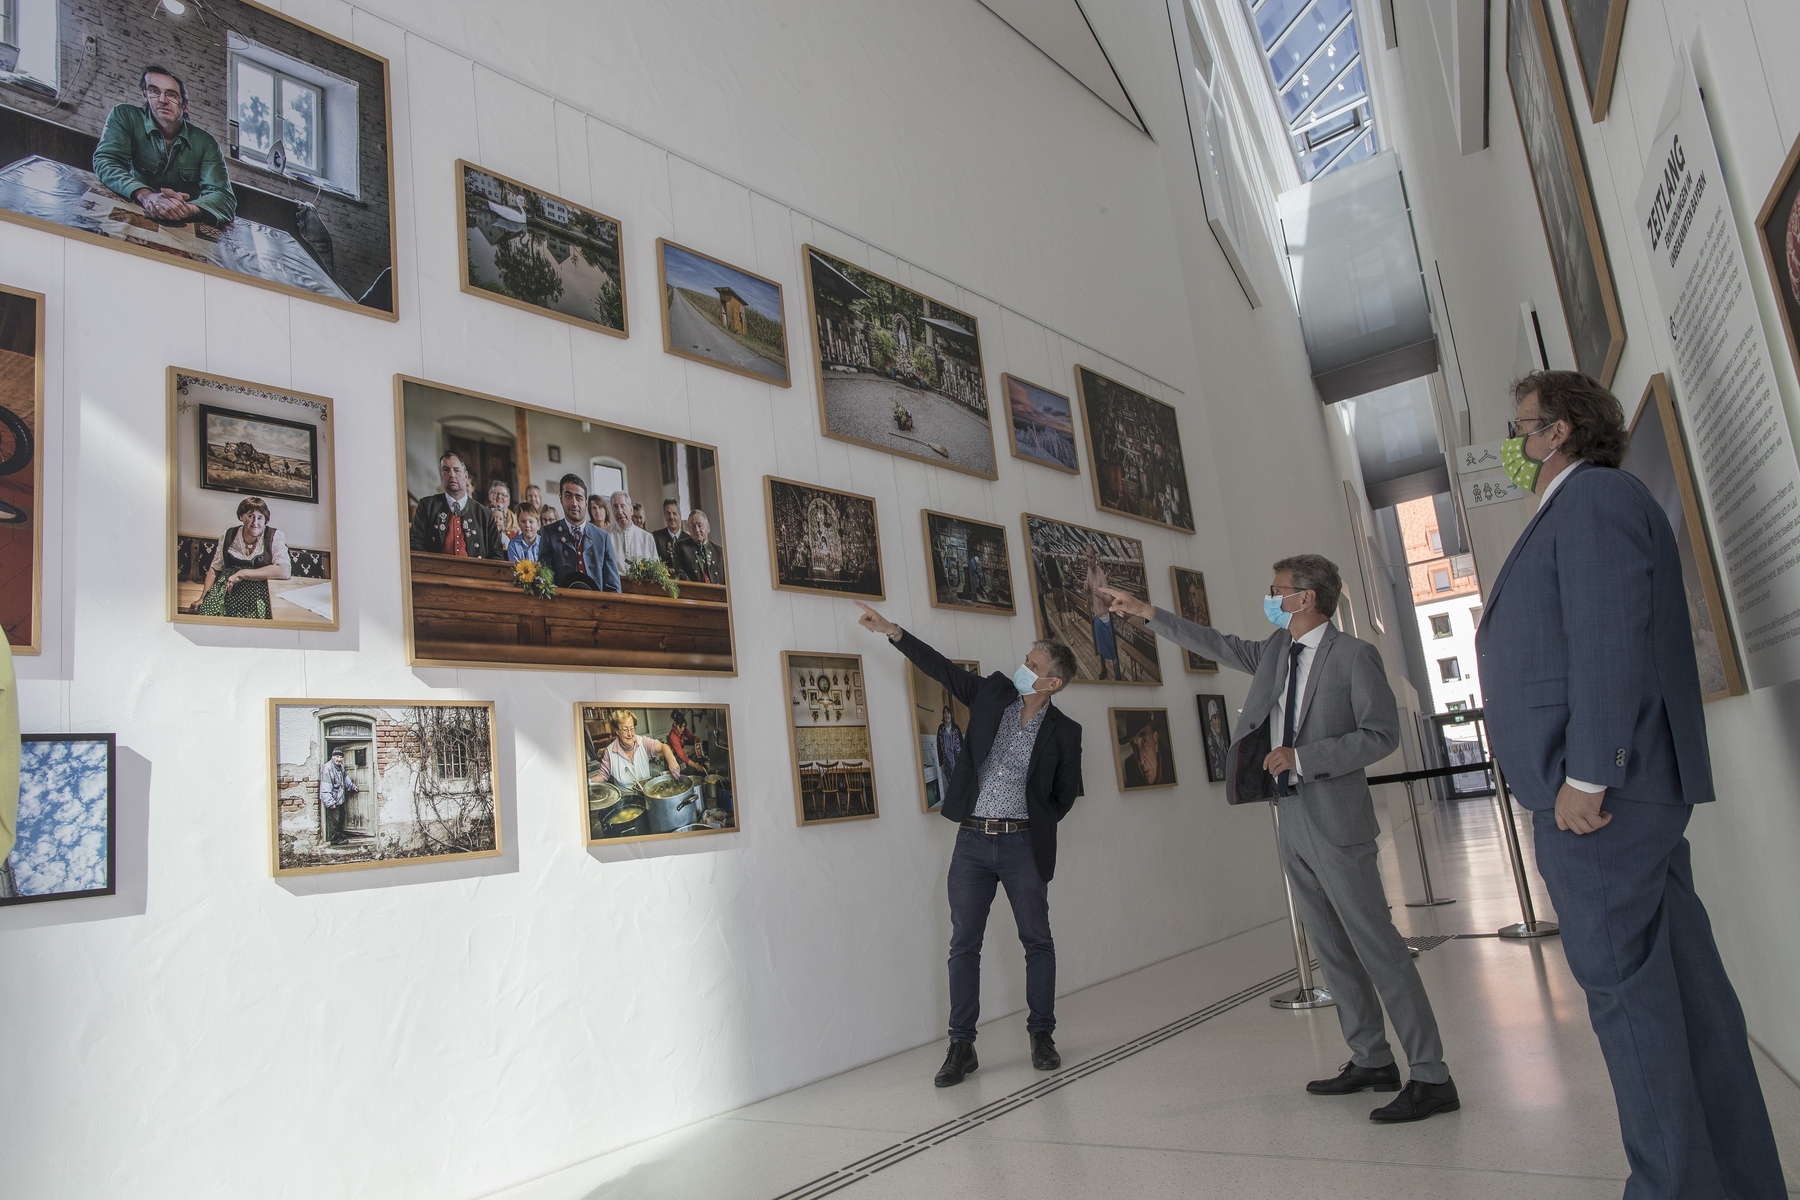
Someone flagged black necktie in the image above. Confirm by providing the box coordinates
[1280,640,1305,795]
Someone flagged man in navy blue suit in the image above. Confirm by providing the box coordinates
[1477,371,1785,1199]
[539,473,620,591]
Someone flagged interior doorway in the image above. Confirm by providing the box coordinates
[321,715,377,840]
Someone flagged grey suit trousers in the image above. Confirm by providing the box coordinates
[1278,795,1448,1084]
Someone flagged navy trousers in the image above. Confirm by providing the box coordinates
[946,828,1054,1043]
[1532,799,1785,1199]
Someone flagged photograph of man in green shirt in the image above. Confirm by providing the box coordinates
[92,66,237,225]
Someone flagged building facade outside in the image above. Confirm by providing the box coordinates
[1398,496,1484,713]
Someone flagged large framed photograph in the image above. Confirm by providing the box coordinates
[782,652,878,825]
[1622,374,1744,701]
[1171,566,1218,672]
[1023,513,1162,685]
[0,284,43,654]
[0,1,396,316]
[764,475,884,599]
[458,161,625,337]
[170,370,336,629]
[802,245,996,479]
[395,376,734,674]
[1196,694,1231,784]
[1755,129,1800,393]
[0,735,116,906]
[658,239,787,384]
[1075,366,1195,533]
[268,699,500,876]
[1110,708,1177,790]
[909,658,978,812]
[1507,0,1626,385]
[1003,373,1078,473]
[577,704,737,844]
[924,510,1013,614]
[1559,0,1630,122]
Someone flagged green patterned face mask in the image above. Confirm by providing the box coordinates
[1501,436,1546,492]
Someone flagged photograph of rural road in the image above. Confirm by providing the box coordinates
[659,240,789,383]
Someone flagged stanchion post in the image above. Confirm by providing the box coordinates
[1402,779,1455,907]
[1494,766,1558,939]
[1266,801,1334,1009]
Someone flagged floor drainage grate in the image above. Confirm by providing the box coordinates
[1405,935,1454,953]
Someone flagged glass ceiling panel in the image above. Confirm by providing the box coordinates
[1279,21,1360,120]
[1252,0,1315,49]
[1266,0,1351,86]
[1247,0,1382,180]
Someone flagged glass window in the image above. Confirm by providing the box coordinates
[1431,569,1451,592]
[1267,0,1352,87]
[234,61,277,160]
[1279,21,1360,119]
[433,731,473,780]
[0,0,58,92]
[232,56,324,174]
[590,458,626,501]
[1428,530,1442,553]
[1429,613,1452,638]
[1445,701,1467,712]
[281,78,322,173]
[1438,657,1461,682]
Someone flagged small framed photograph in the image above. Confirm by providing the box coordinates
[1003,373,1079,473]
[923,510,1014,614]
[765,476,885,599]
[1196,694,1232,784]
[1022,513,1161,685]
[1170,566,1218,672]
[197,403,319,503]
[1,735,117,906]
[783,651,878,824]
[577,704,738,844]
[909,659,979,812]
[0,284,45,655]
[657,239,789,385]
[1110,708,1177,790]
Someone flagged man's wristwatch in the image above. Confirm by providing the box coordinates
[887,626,903,643]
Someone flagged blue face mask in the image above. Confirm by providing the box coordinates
[1263,593,1293,630]
[1012,664,1040,695]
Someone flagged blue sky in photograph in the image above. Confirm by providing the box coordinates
[10,740,110,898]
[662,244,784,322]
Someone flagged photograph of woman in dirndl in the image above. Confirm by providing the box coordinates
[1084,544,1121,680]
[190,496,291,620]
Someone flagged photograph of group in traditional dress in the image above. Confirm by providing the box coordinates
[909,658,977,812]
[396,376,733,673]
[1023,514,1161,685]
[658,239,787,383]
[1111,708,1177,790]
[1171,567,1218,672]
[803,245,996,478]
[168,370,337,629]
[1004,373,1078,473]
[784,651,878,824]
[1196,694,1231,783]
[924,510,1013,613]
[1077,366,1195,532]
[0,0,396,314]
[0,285,43,653]
[0,735,116,906]
[459,161,624,335]
[578,704,737,844]
[269,699,500,876]
[765,476,884,599]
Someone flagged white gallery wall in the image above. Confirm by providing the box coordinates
[1364,0,1800,1076]
[0,2,1386,1198]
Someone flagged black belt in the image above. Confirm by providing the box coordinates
[961,818,1030,834]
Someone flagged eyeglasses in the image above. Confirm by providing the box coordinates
[1507,415,1557,438]
[1267,585,1309,597]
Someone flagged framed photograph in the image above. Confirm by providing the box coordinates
[764,475,884,599]
[1622,374,1744,701]
[0,735,116,906]
[0,284,44,654]
[924,510,1014,614]
[782,651,878,824]
[0,1,396,317]
[1110,708,1177,790]
[1344,481,1387,635]
[1075,366,1195,533]
[395,376,734,674]
[1003,373,1078,473]
[268,699,501,876]
[576,704,737,844]
[657,239,788,384]
[802,245,996,479]
[1756,129,1800,392]
[458,160,625,337]
[1195,694,1231,784]
[1507,0,1626,386]
[1023,513,1162,685]
[1170,567,1218,672]
[909,658,979,812]
[171,371,336,629]
[1559,0,1630,122]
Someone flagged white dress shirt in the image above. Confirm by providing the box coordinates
[1273,620,1328,778]
[1534,461,1605,795]
[610,522,659,567]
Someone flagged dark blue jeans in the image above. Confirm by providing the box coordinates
[1532,799,1786,1199]
[947,828,1054,1043]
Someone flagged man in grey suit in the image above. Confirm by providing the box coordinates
[1478,372,1784,1198]
[1101,556,1458,1122]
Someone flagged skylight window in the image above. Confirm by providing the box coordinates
[1245,0,1378,180]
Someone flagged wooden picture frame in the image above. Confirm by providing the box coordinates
[1558,0,1630,122]
[196,404,319,503]
[1074,365,1196,533]
[1343,480,1386,635]
[764,475,885,600]
[1109,707,1178,790]
[0,735,117,905]
[1195,694,1231,784]
[1506,0,1626,386]
[267,699,502,877]
[575,703,739,845]
[1022,512,1162,685]
[909,658,979,812]
[1170,566,1218,672]
[922,509,1014,614]
[1622,374,1745,701]
[781,651,879,825]
[656,238,789,385]
[1002,373,1079,474]
[169,369,339,631]
[1755,128,1800,395]
[394,374,737,675]
[801,244,998,480]
[0,283,44,655]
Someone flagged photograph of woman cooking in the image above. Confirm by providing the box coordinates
[578,705,736,844]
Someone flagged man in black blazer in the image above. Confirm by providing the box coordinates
[856,601,1084,1086]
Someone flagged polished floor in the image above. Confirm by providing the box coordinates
[486,794,1800,1199]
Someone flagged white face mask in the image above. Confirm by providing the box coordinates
[1012,664,1040,695]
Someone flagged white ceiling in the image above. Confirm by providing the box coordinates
[976,0,1149,134]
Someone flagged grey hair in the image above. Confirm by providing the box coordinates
[1032,640,1078,689]
[1272,553,1342,618]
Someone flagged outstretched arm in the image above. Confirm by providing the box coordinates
[1096,586,1265,674]
[854,601,983,708]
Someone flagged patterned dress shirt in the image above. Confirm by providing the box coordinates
[971,697,1045,820]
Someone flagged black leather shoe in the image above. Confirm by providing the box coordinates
[934,1040,978,1087]
[1031,1031,1061,1071]
[1370,1077,1460,1122]
[1307,1060,1401,1095]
